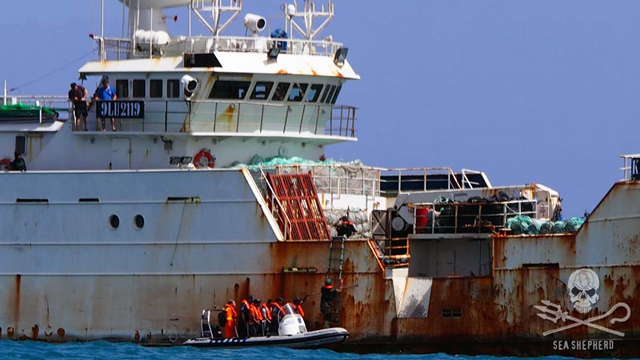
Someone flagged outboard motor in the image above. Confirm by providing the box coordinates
[278,303,307,335]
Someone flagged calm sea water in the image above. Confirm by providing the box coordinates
[0,341,624,360]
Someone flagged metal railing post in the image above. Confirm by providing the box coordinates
[314,105,320,135]
[339,106,344,136]
[283,106,290,133]
[329,107,333,135]
[259,104,265,133]
[299,104,307,133]
[213,102,218,132]
[236,103,241,133]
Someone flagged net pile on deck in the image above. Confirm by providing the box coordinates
[506,215,585,235]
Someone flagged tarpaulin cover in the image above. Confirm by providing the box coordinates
[0,103,57,118]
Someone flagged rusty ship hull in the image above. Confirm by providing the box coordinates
[0,168,638,358]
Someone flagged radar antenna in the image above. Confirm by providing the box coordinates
[284,0,334,41]
[191,0,242,36]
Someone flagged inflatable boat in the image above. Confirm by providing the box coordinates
[184,304,348,349]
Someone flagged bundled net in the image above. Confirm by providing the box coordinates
[507,216,585,235]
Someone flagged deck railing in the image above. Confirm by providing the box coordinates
[0,95,71,122]
[72,99,357,138]
[97,35,343,61]
[413,199,537,235]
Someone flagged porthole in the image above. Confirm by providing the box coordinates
[134,214,145,230]
[108,215,120,230]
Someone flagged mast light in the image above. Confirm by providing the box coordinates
[268,47,281,61]
[333,47,349,67]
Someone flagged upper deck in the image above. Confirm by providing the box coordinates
[72,0,358,142]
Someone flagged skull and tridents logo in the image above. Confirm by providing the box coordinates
[535,268,631,337]
[568,269,599,314]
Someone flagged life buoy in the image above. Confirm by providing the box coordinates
[0,158,11,171]
[193,149,215,169]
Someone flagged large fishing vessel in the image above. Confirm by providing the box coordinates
[1,1,638,357]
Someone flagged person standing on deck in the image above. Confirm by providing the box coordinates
[223,300,238,339]
[69,82,88,131]
[95,79,117,131]
[336,216,356,238]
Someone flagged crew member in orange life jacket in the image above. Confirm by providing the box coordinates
[251,298,264,336]
[336,215,356,237]
[291,297,305,318]
[240,295,254,337]
[270,297,286,334]
[261,299,273,335]
[223,300,238,338]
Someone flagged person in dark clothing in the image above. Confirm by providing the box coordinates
[69,82,88,131]
[336,216,356,238]
[320,278,341,328]
[269,297,285,334]
[11,152,26,172]
[239,295,254,338]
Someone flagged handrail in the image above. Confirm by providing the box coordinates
[259,167,292,241]
[96,34,344,60]
[71,99,357,138]
[413,199,538,235]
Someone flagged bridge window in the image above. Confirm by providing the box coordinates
[116,80,129,98]
[208,80,251,100]
[167,80,180,98]
[271,82,290,101]
[288,83,308,102]
[331,85,342,104]
[321,85,334,103]
[150,80,163,98]
[305,84,323,102]
[324,85,336,104]
[250,82,274,100]
[133,80,146,98]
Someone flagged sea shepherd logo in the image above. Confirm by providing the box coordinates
[536,269,631,351]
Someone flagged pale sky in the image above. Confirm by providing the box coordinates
[2,1,640,217]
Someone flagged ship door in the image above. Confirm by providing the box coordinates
[437,250,456,277]
[111,138,131,169]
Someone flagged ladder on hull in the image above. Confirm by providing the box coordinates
[325,236,345,325]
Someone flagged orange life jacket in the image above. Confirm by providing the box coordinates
[261,303,272,321]
[224,305,237,325]
[251,304,263,322]
[290,303,305,318]
[271,302,285,319]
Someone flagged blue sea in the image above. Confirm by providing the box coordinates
[0,342,628,360]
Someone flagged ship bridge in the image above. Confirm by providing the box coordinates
[0,1,359,171]
[74,0,358,147]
